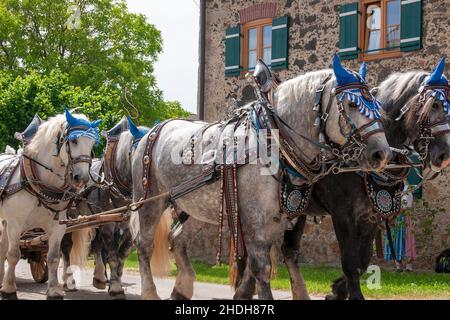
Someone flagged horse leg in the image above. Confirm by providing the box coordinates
[100,224,125,297]
[326,213,365,300]
[91,231,107,290]
[45,223,66,300]
[136,200,165,300]
[327,218,378,300]
[281,215,310,300]
[170,229,196,300]
[0,221,19,300]
[0,220,8,287]
[116,230,132,283]
[61,233,76,291]
[233,256,257,300]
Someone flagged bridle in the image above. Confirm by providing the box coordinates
[397,83,450,161]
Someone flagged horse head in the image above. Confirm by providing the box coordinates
[326,54,392,170]
[64,109,102,189]
[376,57,450,172]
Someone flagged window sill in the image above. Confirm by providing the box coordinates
[359,50,402,62]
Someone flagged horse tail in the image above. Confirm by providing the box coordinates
[150,207,173,277]
[70,228,94,267]
[129,210,140,243]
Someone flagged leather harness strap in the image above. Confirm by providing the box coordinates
[103,138,132,199]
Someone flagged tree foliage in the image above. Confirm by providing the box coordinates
[0,70,121,151]
[0,0,189,147]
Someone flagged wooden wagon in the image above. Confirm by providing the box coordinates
[19,212,129,283]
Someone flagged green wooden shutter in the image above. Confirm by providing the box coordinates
[406,153,423,199]
[338,3,359,60]
[225,25,241,77]
[400,0,422,52]
[271,16,289,70]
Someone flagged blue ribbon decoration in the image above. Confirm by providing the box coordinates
[337,89,382,120]
[65,108,102,144]
[430,89,450,118]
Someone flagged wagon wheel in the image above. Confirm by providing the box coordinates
[30,254,48,284]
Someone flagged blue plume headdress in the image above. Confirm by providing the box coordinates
[65,108,102,144]
[128,117,150,148]
[426,57,448,86]
[423,57,450,118]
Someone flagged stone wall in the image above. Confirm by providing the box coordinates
[188,0,450,268]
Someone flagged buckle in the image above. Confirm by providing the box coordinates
[321,112,329,121]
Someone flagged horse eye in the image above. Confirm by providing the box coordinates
[433,103,439,110]
[71,139,78,145]
[349,102,358,109]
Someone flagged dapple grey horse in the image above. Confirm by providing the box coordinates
[241,58,450,300]
[131,58,392,300]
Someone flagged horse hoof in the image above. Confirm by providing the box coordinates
[325,294,337,300]
[47,295,64,300]
[171,289,190,300]
[63,284,78,292]
[93,278,106,290]
[1,291,18,300]
[110,292,126,300]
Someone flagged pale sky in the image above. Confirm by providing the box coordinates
[126,0,200,114]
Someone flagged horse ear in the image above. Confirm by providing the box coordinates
[90,119,102,128]
[65,108,77,127]
[127,116,140,139]
[427,56,446,85]
[359,62,367,81]
[332,53,352,85]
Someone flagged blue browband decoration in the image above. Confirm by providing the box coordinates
[65,108,101,144]
[431,89,450,118]
[337,89,382,120]
[333,54,382,120]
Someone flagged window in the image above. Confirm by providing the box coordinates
[338,1,422,61]
[242,18,272,71]
[225,16,289,77]
[360,0,401,60]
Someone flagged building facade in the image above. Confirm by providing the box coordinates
[190,0,450,268]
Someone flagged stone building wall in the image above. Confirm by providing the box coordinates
[188,0,450,268]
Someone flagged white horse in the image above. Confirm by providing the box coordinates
[0,110,100,299]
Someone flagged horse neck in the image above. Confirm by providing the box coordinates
[275,93,323,163]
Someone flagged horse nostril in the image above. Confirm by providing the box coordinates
[371,150,385,163]
[73,174,81,183]
[436,152,446,166]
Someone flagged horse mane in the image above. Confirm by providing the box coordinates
[376,71,429,129]
[275,69,336,111]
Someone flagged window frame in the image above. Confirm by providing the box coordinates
[359,0,402,62]
[242,18,273,72]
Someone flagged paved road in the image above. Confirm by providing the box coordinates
[13,259,320,300]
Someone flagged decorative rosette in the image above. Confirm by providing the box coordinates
[337,89,382,120]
